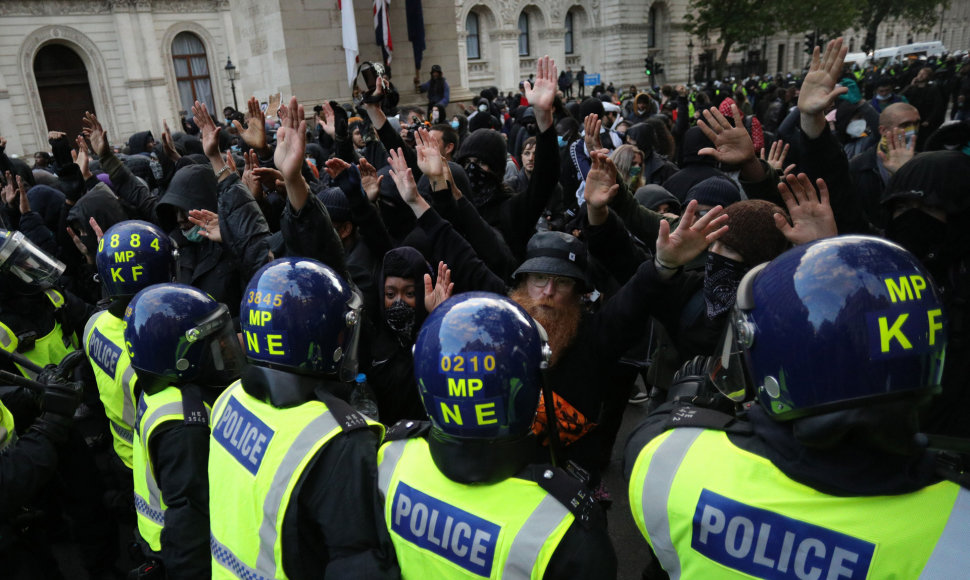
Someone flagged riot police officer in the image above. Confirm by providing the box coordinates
[207,257,399,579]
[378,292,617,579]
[85,220,176,469]
[125,283,244,577]
[625,236,969,578]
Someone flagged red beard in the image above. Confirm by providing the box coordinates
[509,286,582,366]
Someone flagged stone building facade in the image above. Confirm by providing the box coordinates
[456,0,970,95]
[1,0,968,156]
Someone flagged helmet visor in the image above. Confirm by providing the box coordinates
[0,231,65,289]
[187,304,245,383]
[707,309,750,402]
[338,289,364,383]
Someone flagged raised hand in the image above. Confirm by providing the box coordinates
[188,209,221,243]
[324,157,351,179]
[414,128,444,178]
[233,96,268,155]
[274,96,307,185]
[66,217,103,264]
[697,105,756,167]
[1,172,15,206]
[81,112,109,157]
[584,150,619,226]
[160,119,180,162]
[16,175,30,214]
[798,38,848,116]
[877,128,915,175]
[48,131,67,142]
[523,55,557,132]
[358,157,383,202]
[583,113,602,154]
[318,102,337,138]
[424,261,454,313]
[760,140,790,172]
[774,173,837,245]
[656,199,729,268]
[241,150,262,199]
[388,147,430,217]
[191,100,222,162]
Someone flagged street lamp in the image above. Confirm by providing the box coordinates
[225,57,238,111]
[687,38,694,85]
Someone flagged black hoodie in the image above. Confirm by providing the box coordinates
[366,246,433,426]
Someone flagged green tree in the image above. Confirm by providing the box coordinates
[854,0,947,52]
[683,0,774,78]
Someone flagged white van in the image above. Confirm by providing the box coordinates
[873,41,946,67]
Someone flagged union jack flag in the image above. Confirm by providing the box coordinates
[373,0,392,66]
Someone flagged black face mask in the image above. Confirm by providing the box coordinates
[704,252,749,319]
[385,299,416,342]
[463,162,499,208]
[886,209,949,281]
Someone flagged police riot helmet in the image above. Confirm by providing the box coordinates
[96,220,176,299]
[709,236,946,420]
[0,228,65,292]
[414,292,547,484]
[124,283,243,394]
[240,258,363,381]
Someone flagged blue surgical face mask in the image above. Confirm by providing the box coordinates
[876,93,892,101]
[557,135,567,148]
[183,225,205,243]
[450,120,459,129]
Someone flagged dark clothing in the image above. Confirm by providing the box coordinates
[848,146,890,231]
[367,247,431,426]
[150,385,214,579]
[281,426,401,579]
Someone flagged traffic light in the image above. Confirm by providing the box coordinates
[655,61,665,75]
[804,33,817,55]
[645,56,654,76]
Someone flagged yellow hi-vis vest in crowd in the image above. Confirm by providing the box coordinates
[0,399,17,453]
[133,385,210,553]
[377,438,574,579]
[629,427,970,579]
[84,310,137,468]
[0,289,76,379]
[208,380,384,579]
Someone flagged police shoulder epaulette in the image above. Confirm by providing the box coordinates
[326,395,372,432]
[517,463,603,530]
[664,404,751,434]
[179,385,210,427]
[384,419,431,441]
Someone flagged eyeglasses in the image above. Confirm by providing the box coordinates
[527,273,577,292]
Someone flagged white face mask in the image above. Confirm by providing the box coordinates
[478,103,488,113]
[846,119,867,138]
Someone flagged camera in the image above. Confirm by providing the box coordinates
[355,61,399,114]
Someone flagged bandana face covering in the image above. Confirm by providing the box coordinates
[464,162,498,208]
[183,225,205,243]
[704,252,748,319]
[385,299,416,342]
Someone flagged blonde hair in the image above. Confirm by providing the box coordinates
[610,144,645,189]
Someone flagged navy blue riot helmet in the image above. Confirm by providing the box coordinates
[710,236,946,421]
[414,292,548,483]
[124,283,243,394]
[96,220,176,299]
[240,258,363,381]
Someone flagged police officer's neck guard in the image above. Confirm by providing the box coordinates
[240,363,352,409]
[428,428,539,485]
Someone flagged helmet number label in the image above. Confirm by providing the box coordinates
[866,306,944,358]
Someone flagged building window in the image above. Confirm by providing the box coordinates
[518,13,529,56]
[172,31,214,117]
[648,5,658,49]
[565,12,574,54]
[466,13,481,59]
